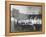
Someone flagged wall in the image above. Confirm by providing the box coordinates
[0,0,46,37]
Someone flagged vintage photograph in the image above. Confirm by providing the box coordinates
[11,5,42,32]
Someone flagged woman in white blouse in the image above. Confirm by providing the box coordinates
[33,16,42,31]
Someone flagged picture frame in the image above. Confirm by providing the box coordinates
[5,1,45,36]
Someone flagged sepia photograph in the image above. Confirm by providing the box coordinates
[11,5,42,32]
